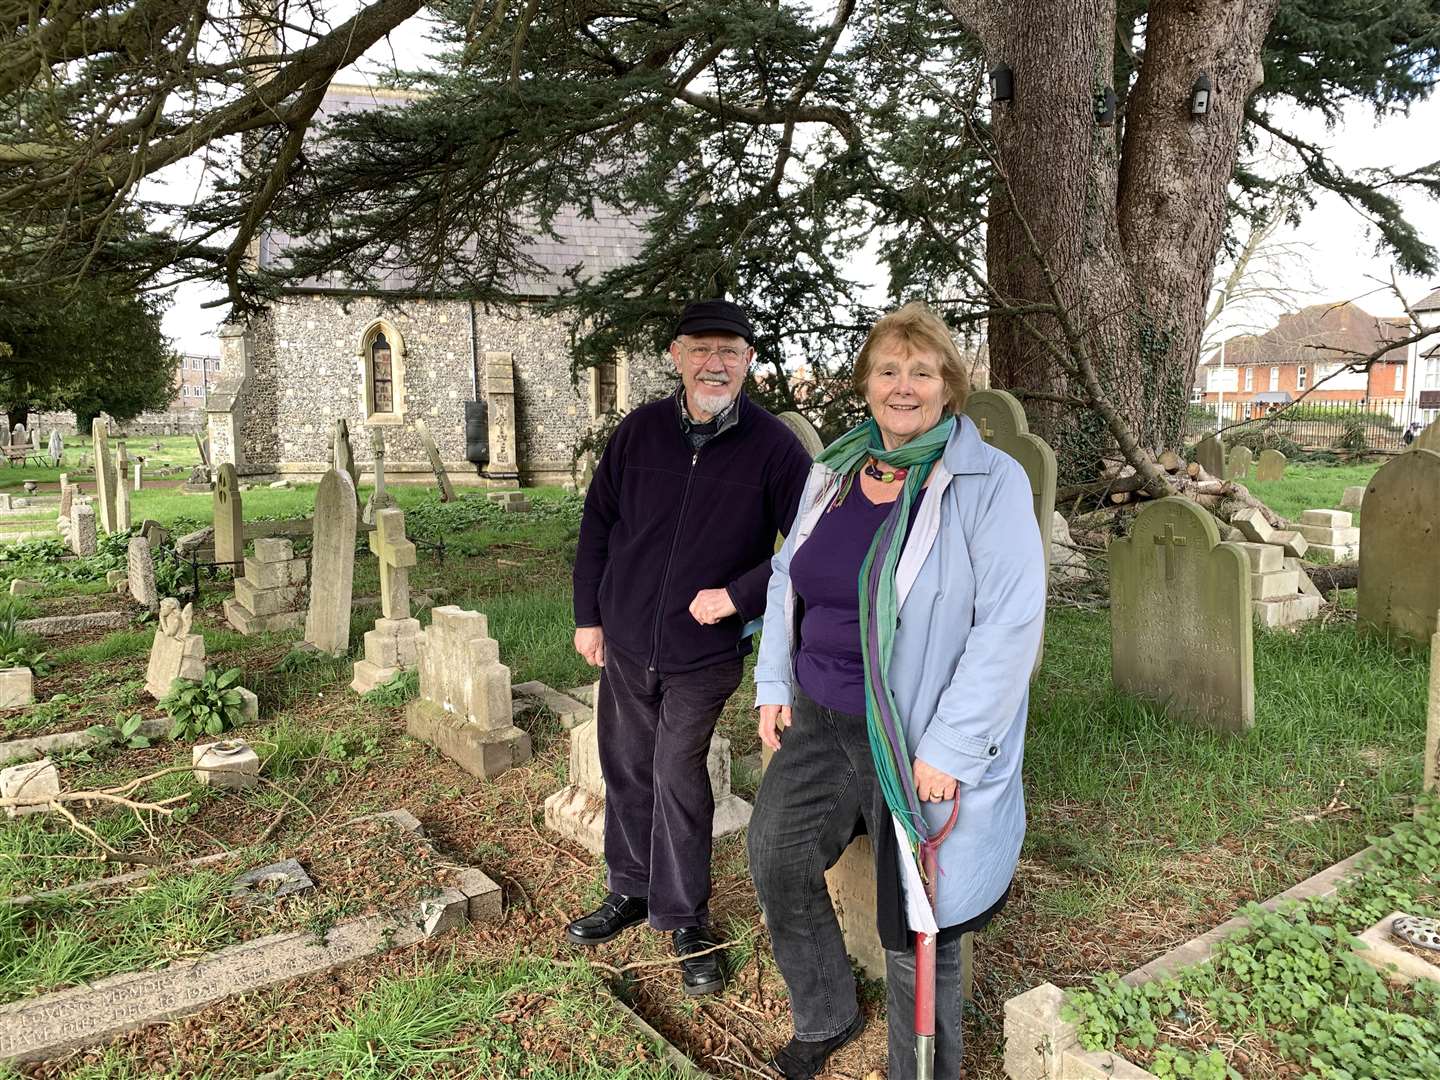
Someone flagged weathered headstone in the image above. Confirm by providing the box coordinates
[1226,444,1253,482]
[1340,485,1366,510]
[223,538,308,635]
[113,456,132,532]
[132,461,143,492]
[1425,616,1440,794]
[1297,508,1360,562]
[213,463,244,574]
[362,427,398,526]
[56,475,73,540]
[92,418,117,533]
[127,536,158,612]
[140,520,169,549]
[303,470,358,656]
[544,684,750,853]
[1110,497,1254,731]
[194,432,211,467]
[193,740,260,790]
[8,579,41,597]
[47,429,62,466]
[777,411,824,458]
[351,508,422,694]
[333,419,359,504]
[1,758,58,818]
[116,442,128,484]
[1195,435,1225,479]
[964,388,1057,670]
[145,599,207,700]
[0,667,35,708]
[1358,449,1440,647]
[413,418,455,502]
[404,606,531,779]
[484,351,520,486]
[486,490,531,512]
[1415,422,1440,454]
[70,501,97,556]
[1255,449,1286,482]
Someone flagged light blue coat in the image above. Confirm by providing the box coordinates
[753,414,1046,928]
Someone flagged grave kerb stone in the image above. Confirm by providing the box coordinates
[0,668,35,709]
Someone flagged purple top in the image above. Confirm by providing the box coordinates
[791,480,923,715]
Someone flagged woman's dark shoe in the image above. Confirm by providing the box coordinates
[766,1011,866,1080]
[672,926,725,996]
[564,892,648,945]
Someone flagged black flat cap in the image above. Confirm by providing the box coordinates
[675,299,754,345]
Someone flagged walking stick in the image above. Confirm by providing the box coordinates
[914,799,960,1080]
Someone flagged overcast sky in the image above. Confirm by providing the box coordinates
[162,20,1440,355]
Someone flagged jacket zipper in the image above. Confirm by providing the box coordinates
[648,447,701,671]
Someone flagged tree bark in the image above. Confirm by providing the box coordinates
[959,0,1280,478]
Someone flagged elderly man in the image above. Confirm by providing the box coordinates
[569,298,811,995]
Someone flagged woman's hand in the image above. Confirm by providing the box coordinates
[913,758,958,804]
[758,705,792,752]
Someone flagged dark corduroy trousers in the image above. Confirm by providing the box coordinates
[597,645,742,930]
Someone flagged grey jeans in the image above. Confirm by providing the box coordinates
[749,689,965,1078]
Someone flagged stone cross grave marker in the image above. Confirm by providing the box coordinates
[1110,497,1254,732]
[223,538,308,635]
[1195,434,1225,479]
[127,536,158,611]
[777,411,823,459]
[113,450,131,532]
[351,508,422,693]
[413,418,455,502]
[333,419,360,505]
[363,426,398,526]
[1226,444,1253,482]
[92,418,117,534]
[404,606,531,779]
[303,469,358,656]
[70,500,96,556]
[1255,449,1286,482]
[484,351,520,486]
[1359,449,1440,648]
[964,388,1057,671]
[213,463,244,574]
[145,598,206,699]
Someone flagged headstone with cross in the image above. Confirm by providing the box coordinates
[213,463,244,574]
[1110,497,1254,732]
[352,508,424,693]
[362,426,398,526]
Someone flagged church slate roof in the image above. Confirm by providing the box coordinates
[259,83,647,299]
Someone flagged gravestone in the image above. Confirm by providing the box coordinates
[113,455,131,532]
[47,429,62,466]
[116,442,128,486]
[1,758,58,818]
[1195,435,1225,479]
[362,427,398,526]
[213,463,244,573]
[333,419,360,504]
[1255,449,1286,482]
[303,470,358,656]
[145,599,206,699]
[1297,508,1360,562]
[413,418,455,502]
[194,432,210,467]
[69,501,97,556]
[964,388,1057,670]
[777,411,824,458]
[193,740,260,790]
[127,536,158,612]
[1234,542,1321,629]
[1358,449,1440,647]
[404,606,531,779]
[10,423,25,449]
[1340,485,1366,510]
[351,508,422,694]
[487,490,531,512]
[224,538,308,634]
[1226,445,1253,482]
[56,475,72,540]
[1425,617,1440,794]
[92,418,117,533]
[1110,497,1254,731]
[133,461,143,492]
[544,684,750,853]
[484,351,521,486]
[0,667,34,708]
[1416,422,1440,454]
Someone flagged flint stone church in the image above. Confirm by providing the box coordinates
[208,84,673,487]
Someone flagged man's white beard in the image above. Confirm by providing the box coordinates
[691,386,736,416]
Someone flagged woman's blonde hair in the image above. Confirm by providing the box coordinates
[852,301,970,415]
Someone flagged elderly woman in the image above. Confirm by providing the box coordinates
[748,302,1046,1080]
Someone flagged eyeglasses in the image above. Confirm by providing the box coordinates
[682,345,748,365]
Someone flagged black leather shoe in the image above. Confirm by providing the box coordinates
[673,926,724,996]
[766,1011,866,1080]
[565,893,648,945]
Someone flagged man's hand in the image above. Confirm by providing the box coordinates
[689,588,737,625]
[574,626,605,667]
[914,758,958,804]
[758,705,792,752]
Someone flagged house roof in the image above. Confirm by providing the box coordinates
[1414,285,1440,313]
[259,83,647,299]
[1201,302,1409,368]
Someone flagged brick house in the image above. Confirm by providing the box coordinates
[1195,302,1410,420]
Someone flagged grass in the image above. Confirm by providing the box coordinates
[0,435,202,493]
[1245,458,1384,523]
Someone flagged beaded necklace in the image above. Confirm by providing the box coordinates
[862,456,908,483]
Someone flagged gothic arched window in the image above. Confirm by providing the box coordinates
[370,331,394,414]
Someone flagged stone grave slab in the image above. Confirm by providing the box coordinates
[777,411,823,458]
[1109,497,1254,731]
[223,538,307,634]
[413,418,455,501]
[303,469,358,656]
[964,389,1057,670]
[193,739,260,790]
[1194,435,1225,479]
[404,606,531,780]
[1255,448,1285,481]
[1359,449,1440,646]
[1225,444,1253,482]
[351,507,422,694]
[1297,508,1360,561]
[145,599,206,700]
[1,757,58,818]
[127,536,158,611]
[513,681,591,729]
[0,720,170,769]
[1271,528,1308,558]
[213,463,244,573]
[7,579,40,597]
[487,490,531,512]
